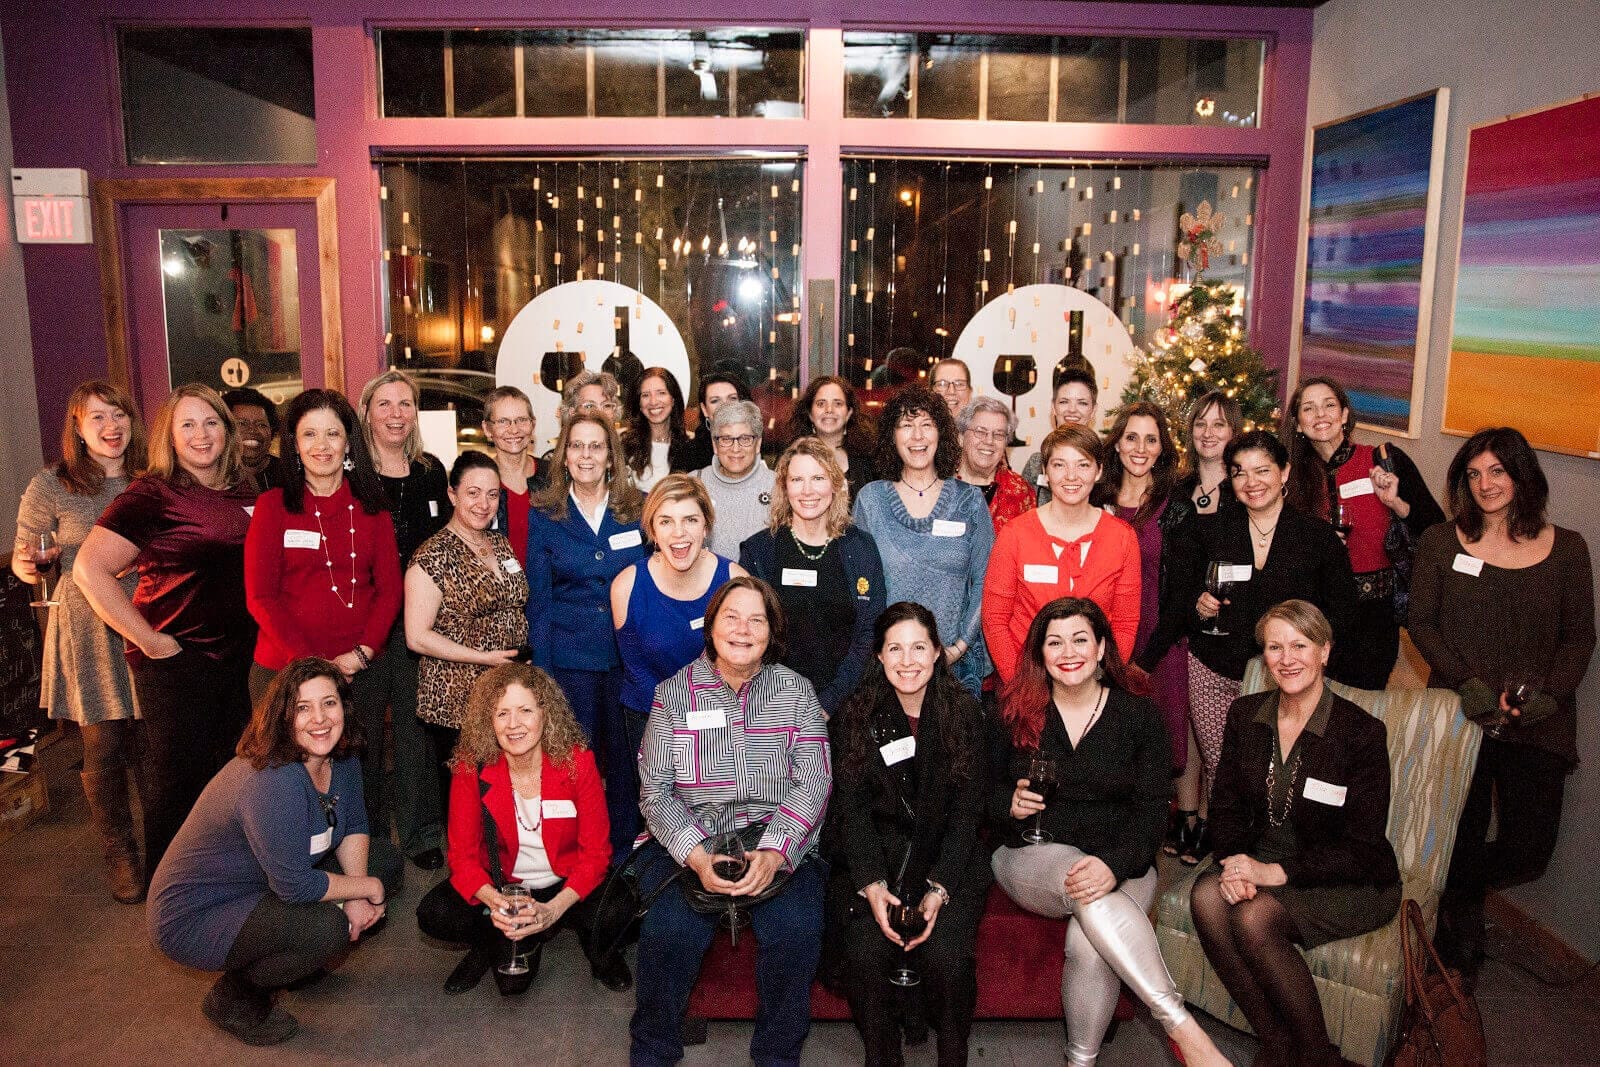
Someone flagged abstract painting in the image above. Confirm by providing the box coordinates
[1444,92,1600,458]
[1299,90,1449,437]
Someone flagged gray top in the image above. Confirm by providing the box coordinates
[1020,451,1051,509]
[15,468,138,724]
[696,460,776,560]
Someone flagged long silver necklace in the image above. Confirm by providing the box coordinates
[1266,748,1303,828]
[311,491,358,610]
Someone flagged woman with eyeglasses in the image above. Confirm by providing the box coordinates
[955,395,1036,534]
[149,658,403,1046]
[482,386,550,567]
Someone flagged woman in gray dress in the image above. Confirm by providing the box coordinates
[12,380,148,902]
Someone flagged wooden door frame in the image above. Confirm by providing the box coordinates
[92,177,344,398]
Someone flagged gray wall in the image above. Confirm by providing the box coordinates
[1307,0,1600,958]
[0,28,43,537]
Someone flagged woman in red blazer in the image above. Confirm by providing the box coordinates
[415,663,629,996]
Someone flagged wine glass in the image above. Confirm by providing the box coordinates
[887,901,926,987]
[28,532,61,609]
[497,882,534,976]
[1332,499,1353,539]
[708,830,748,883]
[1021,755,1058,845]
[1202,562,1233,637]
[1487,672,1542,740]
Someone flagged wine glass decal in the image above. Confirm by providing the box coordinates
[993,354,1037,445]
[1021,754,1058,845]
[498,882,533,976]
[28,532,61,609]
[1203,562,1234,637]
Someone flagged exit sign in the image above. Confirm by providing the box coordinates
[14,195,92,244]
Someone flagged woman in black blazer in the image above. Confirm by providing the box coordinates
[1190,599,1399,1067]
[825,601,987,1067]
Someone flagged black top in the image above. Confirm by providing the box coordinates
[245,455,289,494]
[379,454,450,565]
[990,688,1169,883]
[841,446,879,506]
[1209,688,1399,889]
[827,686,989,898]
[1139,501,1358,684]
[772,532,855,702]
[668,432,713,475]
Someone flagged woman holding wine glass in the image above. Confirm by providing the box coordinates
[415,663,629,995]
[1136,430,1357,866]
[1408,428,1595,978]
[826,602,988,1067]
[14,381,148,902]
[786,375,878,503]
[1283,377,1445,689]
[991,598,1230,1067]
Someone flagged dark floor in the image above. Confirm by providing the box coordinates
[3,734,1598,1065]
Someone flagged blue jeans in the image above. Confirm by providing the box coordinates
[552,665,637,861]
[629,841,825,1067]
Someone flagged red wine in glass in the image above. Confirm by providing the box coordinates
[1487,673,1541,740]
[1332,499,1353,539]
[29,532,61,609]
[1022,755,1058,844]
[710,831,747,881]
[887,903,926,987]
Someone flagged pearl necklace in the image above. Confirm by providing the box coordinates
[311,499,359,609]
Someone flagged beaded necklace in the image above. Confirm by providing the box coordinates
[310,488,359,610]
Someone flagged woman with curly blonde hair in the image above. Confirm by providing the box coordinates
[415,663,629,997]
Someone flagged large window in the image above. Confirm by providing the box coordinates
[378,156,804,441]
[839,157,1260,392]
[844,32,1263,126]
[377,28,805,119]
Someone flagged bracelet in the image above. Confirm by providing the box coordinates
[352,645,372,669]
[925,880,951,906]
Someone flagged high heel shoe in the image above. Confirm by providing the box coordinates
[1163,809,1200,857]
[1178,818,1210,867]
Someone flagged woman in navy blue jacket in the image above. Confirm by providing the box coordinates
[526,412,646,859]
[740,437,887,715]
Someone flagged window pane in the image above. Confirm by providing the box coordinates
[524,35,590,117]
[1125,36,1262,127]
[845,33,912,118]
[917,36,981,120]
[379,31,445,117]
[593,34,660,117]
[733,31,805,118]
[451,31,517,118]
[986,38,1053,123]
[120,27,315,164]
[1055,37,1121,123]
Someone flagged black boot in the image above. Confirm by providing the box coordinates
[81,769,144,904]
[201,971,298,1046]
[443,944,494,995]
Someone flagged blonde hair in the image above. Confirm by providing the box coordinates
[145,384,244,488]
[451,663,588,772]
[768,437,851,538]
[358,370,424,463]
[1255,599,1334,649]
[532,411,641,524]
[641,473,716,546]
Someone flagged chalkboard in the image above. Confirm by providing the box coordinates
[0,562,45,737]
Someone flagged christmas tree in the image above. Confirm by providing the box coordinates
[1121,201,1280,446]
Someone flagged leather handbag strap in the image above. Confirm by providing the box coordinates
[1401,898,1470,1021]
[477,767,508,889]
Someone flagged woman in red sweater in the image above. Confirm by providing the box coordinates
[415,663,629,996]
[983,423,1141,683]
[244,389,402,830]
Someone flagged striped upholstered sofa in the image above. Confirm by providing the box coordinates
[1153,660,1483,1066]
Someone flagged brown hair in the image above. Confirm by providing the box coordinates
[768,437,852,538]
[451,663,588,773]
[1446,427,1548,543]
[703,576,787,666]
[533,411,642,524]
[145,383,244,488]
[787,375,875,456]
[237,658,364,769]
[1095,401,1177,527]
[55,380,147,496]
[1039,422,1105,469]
[1255,598,1334,649]
[1000,597,1130,751]
[872,385,960,480]
[641,473,716,546]
[1283,375,1354,517]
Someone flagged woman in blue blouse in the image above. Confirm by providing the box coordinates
[149,658,403,1046]
[853,385,995,697]
[527,412,646,859]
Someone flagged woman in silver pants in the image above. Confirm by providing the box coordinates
[988,597,1229,1067]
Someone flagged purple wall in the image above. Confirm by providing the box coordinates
[3,1,1312,455]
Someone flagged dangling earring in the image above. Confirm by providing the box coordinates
[342,454,355,473]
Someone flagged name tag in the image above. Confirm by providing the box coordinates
[1222,564,1253,583]
[284,529,321,550]
[689,616,705,630]
[1023,564,1059,584]
[501,557,522,575]
[541,798,578,819]
[879,736,916,766]
[686,706,727,730]
[1452,553,1484,577]
[930,519,966,538]
[1339,477,1375,499]
[243,506,255,517]
[609,529,643,550]
[781,568,818,587]
[1036,473,1049,487]
[428,500,440,517]
[1303,777,1348,807]
[310,826,333,855]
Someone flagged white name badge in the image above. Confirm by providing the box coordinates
[1303,777,1348,807]
[879,735,916,766]
[501,557,523,575]
[930,519,967,538]
[686,706,727,731]
[284,529,321,550]
[781,568,818,587]
[609,529,643,550]
[1452,553,1484,577]
[541,798,578,819]
[243,506,255,517]
[1036,473,1049,487]
[428,500,440,517]
[1339,477,1375,499]
[1222,564,1254,583]
[310,826,333,855]
[689,616,705,630]
[1023,564,1060,585]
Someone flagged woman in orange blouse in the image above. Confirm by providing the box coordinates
[983,424,1141,683]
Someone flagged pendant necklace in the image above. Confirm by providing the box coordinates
[1196,482,1220,510]
[902,475,938,498]
[1249,515,1278,548]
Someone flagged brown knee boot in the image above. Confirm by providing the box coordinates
[81,769,145,904]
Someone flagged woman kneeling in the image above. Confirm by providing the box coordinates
[415,663,627,995]
[149,658,403,1046]
[991,598,1228,1067]
[1189,600,1399,1067]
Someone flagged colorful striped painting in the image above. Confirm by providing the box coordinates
[1445,92,1600,458]
[1300,91,1448,436]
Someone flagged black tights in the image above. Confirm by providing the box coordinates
[1190,871,1340,1065]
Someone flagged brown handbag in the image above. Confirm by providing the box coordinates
[1386,899,1487,1067]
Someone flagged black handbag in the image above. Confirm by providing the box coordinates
[586,838,688,964]
[1377,444,1418,625]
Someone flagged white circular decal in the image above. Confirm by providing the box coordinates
[496,281,690,454]
[950,284,1135,462]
